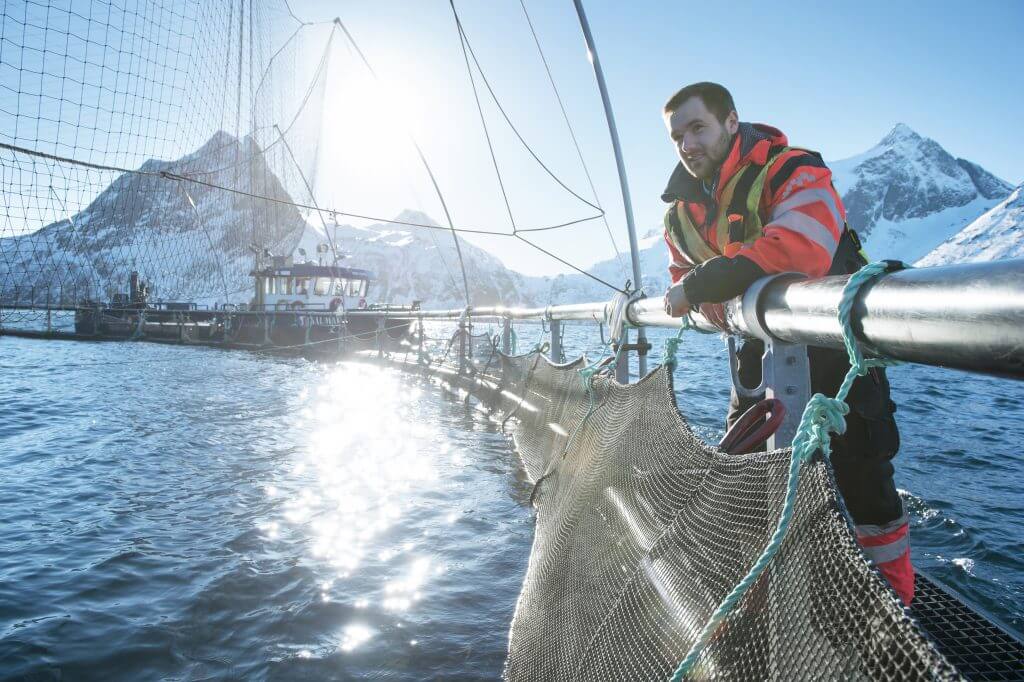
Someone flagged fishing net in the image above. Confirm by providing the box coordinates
[451,348,960,681]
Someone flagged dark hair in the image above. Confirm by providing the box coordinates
[663,82,736,122]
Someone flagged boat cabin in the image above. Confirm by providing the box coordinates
[252,261,373,311]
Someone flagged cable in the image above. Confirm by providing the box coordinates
[451,2,518,235]
[457,4,603,215]
[515,233,623,293]
[518,0,627,278]
[331,17,471,308]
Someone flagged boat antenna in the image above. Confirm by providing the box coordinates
[572,0,648,377]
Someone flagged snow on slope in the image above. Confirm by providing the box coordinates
[292,211,545,308]
[3,123,1015,309]
[830,123,1012,262]
[549,124,1016,303]
[918,185,1024,266]
[0,131,306,305]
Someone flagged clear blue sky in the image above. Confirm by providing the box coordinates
[261,1,1024,276]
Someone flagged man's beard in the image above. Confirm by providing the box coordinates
[682,127,733,181]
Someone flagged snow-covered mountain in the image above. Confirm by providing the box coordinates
[552,124,1018,303]
[0,131,307,304]
[291,211,542,308]
[830,123,1013,263]
[918,185,1024,266]
[2,124,1017,310]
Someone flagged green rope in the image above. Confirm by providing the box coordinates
[662,323,687,369]
[662,312,712,369]
[568,341,623,451]
[668,262,902,680]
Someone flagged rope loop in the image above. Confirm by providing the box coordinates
[668,261,905,680]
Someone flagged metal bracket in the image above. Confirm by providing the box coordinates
[727,272,813,449]
[727,336,769,398]
[763,340,811,449]
[549,319,563,363]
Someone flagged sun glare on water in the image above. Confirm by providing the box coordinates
[264,362,444,654]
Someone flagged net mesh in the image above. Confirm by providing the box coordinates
[0,0,333,318]
[456,348,961,681]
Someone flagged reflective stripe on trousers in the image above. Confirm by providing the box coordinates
[856,512,915,605]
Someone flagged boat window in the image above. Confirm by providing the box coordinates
[295,278,309,296]
[332,278,346,296]
[314,277,330,296]
[343,279,361,297]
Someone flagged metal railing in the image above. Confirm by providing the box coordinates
[347,259,1024,381]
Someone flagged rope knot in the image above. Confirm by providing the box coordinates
[662,335,682,369]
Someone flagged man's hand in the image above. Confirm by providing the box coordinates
[664,282,690,318]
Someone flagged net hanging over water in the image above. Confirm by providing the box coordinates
[449,346,960,681]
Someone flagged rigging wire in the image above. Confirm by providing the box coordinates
[191,23,336,178]
[515,233,623,293]
[449,1,622,294]
[1,140,623,292]
[330,18,471,308]
[450,1,518,233]
[456,7,602,215]
[273,123,339,261]
[0,4,624,297]
[517,0,627,277]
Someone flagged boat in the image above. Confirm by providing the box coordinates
[72,255,415,354]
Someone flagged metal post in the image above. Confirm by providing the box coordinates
[615,328,630,384]
[729,336,811,450]
[377,315,386,358]
[418,317,426,363]
[501,318,511,355]
[45,287,51,334]
[573,0,647,379]
[549,319,562,363]
[458,321,467,374]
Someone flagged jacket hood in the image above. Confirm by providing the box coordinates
[661,122,788,203]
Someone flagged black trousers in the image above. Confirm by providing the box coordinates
[727,339,904,526]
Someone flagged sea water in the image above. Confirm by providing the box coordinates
[0,319,1020,679]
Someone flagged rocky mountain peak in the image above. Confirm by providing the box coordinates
[955,157,1014,200]
[830,123,1013,259]
[392,209,441,229]
[878,122,922,147]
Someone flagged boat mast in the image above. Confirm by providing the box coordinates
[572,0,647,378]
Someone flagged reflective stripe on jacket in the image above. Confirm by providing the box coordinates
[662,123,845,286]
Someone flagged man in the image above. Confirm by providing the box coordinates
[660,82,913,605]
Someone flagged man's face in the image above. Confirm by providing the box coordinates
[664,96,738,181]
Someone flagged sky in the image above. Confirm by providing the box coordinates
[10,0,1019,279]
[284,0,1024,278]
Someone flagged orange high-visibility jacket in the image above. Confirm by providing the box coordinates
[662,123,845,304]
